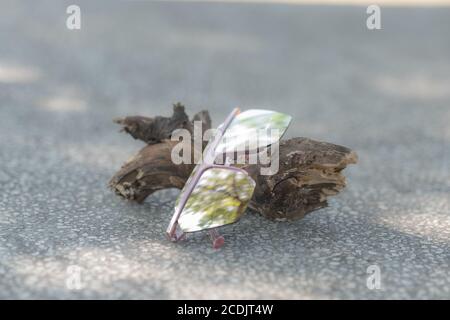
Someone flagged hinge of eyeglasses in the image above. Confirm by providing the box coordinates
[167,224,186,242]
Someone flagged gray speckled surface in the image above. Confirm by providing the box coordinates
[0,0,449,299]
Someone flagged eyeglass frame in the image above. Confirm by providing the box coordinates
[166,107,250,248]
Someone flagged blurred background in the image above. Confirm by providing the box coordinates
[0,0,449,299]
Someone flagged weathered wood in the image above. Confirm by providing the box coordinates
[113,102,211,145]
[243,138,357,220]
[109,104,357,220]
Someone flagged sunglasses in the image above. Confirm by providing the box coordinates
[166,108,292,248]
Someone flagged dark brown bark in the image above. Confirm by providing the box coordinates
[113,102,211,145]
[109,104,357,220]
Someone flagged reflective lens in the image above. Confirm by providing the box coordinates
[178,168,255,233]
[215,109,292,154]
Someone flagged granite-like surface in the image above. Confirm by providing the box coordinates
[0,1,449,299]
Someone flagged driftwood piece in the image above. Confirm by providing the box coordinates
[113,102,211,145]
[109,104,357,221]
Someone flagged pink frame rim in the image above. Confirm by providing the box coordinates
[166,107,247,247]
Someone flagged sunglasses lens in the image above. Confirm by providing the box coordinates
[178,168,255,233]
[216,109,292,154]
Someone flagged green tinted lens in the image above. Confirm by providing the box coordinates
[215,109,292,154]
[178,168,255,233]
